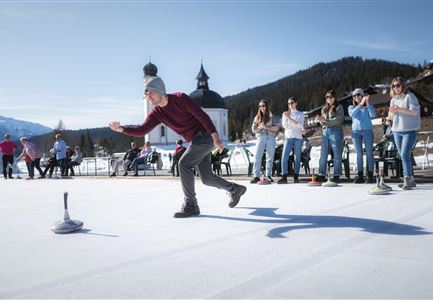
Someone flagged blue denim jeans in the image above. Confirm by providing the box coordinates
[281,138,303,175]
[393,131,416,177]
[319,127,344,176]
[352,129,374,173]
[253,135,276,178]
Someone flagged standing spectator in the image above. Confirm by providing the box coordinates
[53,133,67,176]
[108,75,246,218]
[278,97,305,184]
[316,89,344,182]
[16,137,43,179]
[110,142,141,177]
[250,100,279,183]
[0,133,17,179]
[65,146,83,176]
[130,141,152,176]
[348,88,376,184]
[387,77,420,190]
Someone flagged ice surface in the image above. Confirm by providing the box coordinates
[1,179,433,298]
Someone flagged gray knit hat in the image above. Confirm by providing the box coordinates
[144,76,166,96]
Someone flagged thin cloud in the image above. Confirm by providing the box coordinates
[0,8,74,19]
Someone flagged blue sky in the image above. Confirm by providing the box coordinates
[0,0,432,129]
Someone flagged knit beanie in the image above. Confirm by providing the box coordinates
[352,88,364,96]
[144,76,166,96]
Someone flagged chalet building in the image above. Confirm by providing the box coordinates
[142,62,228,145]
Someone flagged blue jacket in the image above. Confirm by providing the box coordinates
[348,104,376,131]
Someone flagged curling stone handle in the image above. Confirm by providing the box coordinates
[64,192,68,210]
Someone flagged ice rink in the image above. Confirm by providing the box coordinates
[1,178,433,298]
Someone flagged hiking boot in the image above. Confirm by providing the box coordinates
[332,176,340,183]
[228,183,247,208]
[354,172,364,184]
[277,175,288,184]
[293,174,299,183]
[316,175,326,182]
[365,171,375,184]
[173,202,201,218]
[401,176,413,190]
[133,173,139,177]
[109,172,116,177]
[250,177,260,184]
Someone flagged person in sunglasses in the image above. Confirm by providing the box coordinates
[277,97,305,184]
[250,99,279,183]
[387,77,420,190]
[316,90,344,183]
[108,76,246,217]
[348,88,376,184]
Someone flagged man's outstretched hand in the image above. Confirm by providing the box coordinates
[108,121,124,133]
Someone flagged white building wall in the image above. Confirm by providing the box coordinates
[143,99,229,144]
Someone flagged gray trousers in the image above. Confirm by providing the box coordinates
[179,131,234,204]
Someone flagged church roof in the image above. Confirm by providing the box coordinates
[190,63,225,109]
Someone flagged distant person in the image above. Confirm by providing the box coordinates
[171,139,187,175]
[348,88,376,184]
[0,133,17,179]
[52,134,67,176]
[16,137,43,180]
[65,146,83,176]
[40,148,58,179]
[387,77,420,190]
[316,89,344,183]
[110,142,141,177]
[108,75,246,217]
[130,141,152,176]
[278,97,304,184]
[250,99,279,184]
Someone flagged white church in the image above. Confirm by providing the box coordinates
[142,62,229,145]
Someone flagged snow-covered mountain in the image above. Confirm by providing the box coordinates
[0,115,52,140]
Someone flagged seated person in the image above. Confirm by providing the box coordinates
[171,139,186,174]
[64,146,83,176]
[40,149,58,178]
[110,142,140,177]
[130,141,152,176]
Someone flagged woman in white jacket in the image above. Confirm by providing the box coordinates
[250,100,279,183]
[277,97,305,184]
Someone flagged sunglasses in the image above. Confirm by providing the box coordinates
[288,102,296,105]
[391,83,402,89]
[353,94,363,98]
[259,104,266,107]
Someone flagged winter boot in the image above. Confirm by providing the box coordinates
[316,175,326,183]
[365,171,375,184]
[410,176,417,187]
[277,175,288,184]
[354,172,364,184]
[250,177,260,184]
[401,176,413,190]
[228,183,247,208]
[173,202,201,218]
[332,176,340,183]
[293,174,299,183]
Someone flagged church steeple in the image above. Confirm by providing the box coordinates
[143,57,158,77]
[196,61,209,90]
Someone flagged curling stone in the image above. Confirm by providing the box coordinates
[322,177,338,187]
[368,177,390,195]
[51,192,84,234]
[307,174,321,186]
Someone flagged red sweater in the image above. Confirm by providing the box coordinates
[0,140,17,155]
[122,93,217,142]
